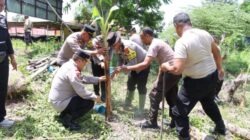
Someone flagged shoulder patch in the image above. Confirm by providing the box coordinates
[124,47,137,61]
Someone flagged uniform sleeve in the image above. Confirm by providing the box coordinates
[67,70,97,100]
[147,43,157,58]
[5,20,14,55]
[174,40,187,59]
[67,38,81,53]
[126,57,137,66]
[80,75,99,85]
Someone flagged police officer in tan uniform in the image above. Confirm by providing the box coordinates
[24,15,32,46]
[120,27,181,129]
[49,50,105,131]
[161,13,226,139]
[107,32,149,116]
[57,24,105,66]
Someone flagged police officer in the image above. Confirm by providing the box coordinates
[0,0,17,128]
[129,27,146,50]
[49,50,105,131]
[56,24,105,66]
[107,32,150,116]
[120,27,181,129]
[24,15,32,46]
[161,12,226,139]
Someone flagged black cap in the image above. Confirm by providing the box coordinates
[83,24,96,38]
[75,50,90,59]
[173,12,191,26]
[107,32,120,47]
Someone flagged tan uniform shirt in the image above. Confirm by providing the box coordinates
[57,32,87,65]
[24,18,32,32]
[49,59,99,112]
[147,38,174,65]
[174,28,216,79]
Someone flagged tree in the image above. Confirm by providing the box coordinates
[92,1,119,121]
[64,0,171,30]
[74,2,92,23]
[161,2,250,51]
[240,1,250,13]
[190,3,250,49]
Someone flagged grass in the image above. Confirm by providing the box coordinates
[1,39,250,139]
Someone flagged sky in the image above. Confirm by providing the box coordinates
[160,0,203,24]
[2,0,203,23]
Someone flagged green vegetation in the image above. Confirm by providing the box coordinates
[1,39,249,139]
[65,0,171,30]
[2,1,250,139]
[224,49,250,75]
[12,39,62,75]
[161,2,250,76]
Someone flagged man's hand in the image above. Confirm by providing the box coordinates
[218,68,224,80]
[111,67,121,79]
[115,66,122,73]
[99,76,106,82]
[97,48,108,55]
[99,62,105,69]
[120,65,129,73]
[95,96,102,103]
[160,62,171,72]
[11,58,17,70]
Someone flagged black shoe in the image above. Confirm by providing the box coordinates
[211,120,226,135]
[67,121,81,131]
[140,120,159,129]
[211,127,226,135]
[163,119,175,129]
[59,114,81,131]
[178,136,191,140]
[169,119,175,128]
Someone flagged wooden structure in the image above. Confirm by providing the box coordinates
[8,21,82,40]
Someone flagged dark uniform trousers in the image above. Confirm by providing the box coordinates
[24,31,32,45]
[90,59,105,102]
[215,79,223,96]
[148,72,181,124]
[60,96,94,120]
[172,70,225,139]
[127,66,150,95]
[0,57,9,122]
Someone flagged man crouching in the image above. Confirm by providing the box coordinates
[49,50,105,131]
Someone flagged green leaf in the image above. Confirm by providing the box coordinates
[92,7,100,18]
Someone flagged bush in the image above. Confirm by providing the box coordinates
[224,49,250,75]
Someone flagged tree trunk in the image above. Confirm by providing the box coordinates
[104,57,112,121]
[225,121,250,140]
[102,35,112,121]
[222,74,250,103]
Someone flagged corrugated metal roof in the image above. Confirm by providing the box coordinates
[6,0,63,22]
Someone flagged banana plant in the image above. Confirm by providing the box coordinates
[92,1,119,121]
